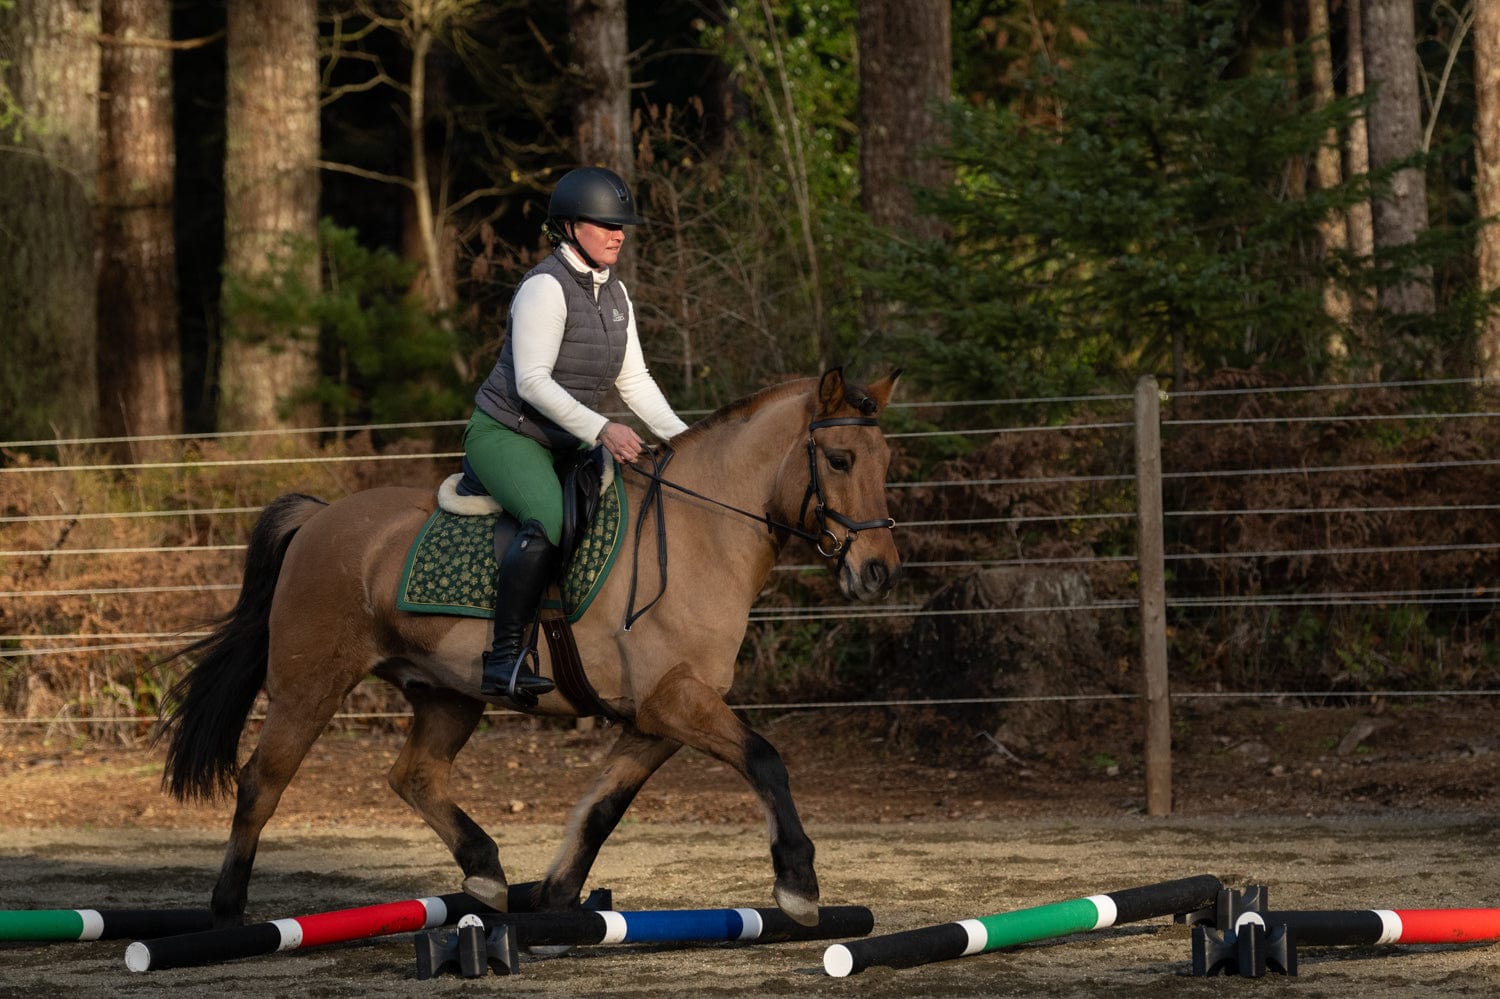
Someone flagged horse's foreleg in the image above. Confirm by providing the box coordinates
[537,725,680,911]
[387,688,504,896]
[635,665,820,925]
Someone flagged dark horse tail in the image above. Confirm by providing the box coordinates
[157,493,329,802]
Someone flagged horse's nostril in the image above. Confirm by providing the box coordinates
[863,560,890,592]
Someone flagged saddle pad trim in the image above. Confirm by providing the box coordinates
[394,510,492,619]
[564,462,630,618]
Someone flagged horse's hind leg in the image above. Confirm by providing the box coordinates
[210,687,349,925]
[635,664,820,925]
[386,688,505,901]
[535,725,681,911]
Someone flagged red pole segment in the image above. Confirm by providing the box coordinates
[1391,909,1500,945]
[125,892,493,972]
[1262,908,1500,946]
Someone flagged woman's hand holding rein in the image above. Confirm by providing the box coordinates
[599,421,644,464]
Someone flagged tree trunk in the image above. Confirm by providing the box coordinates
[98,0,181,447]
[857,0,951,341]
[1361,0,1434,316]
[1345,0,1376,263]
[401,22,456,318]
[1476,0,1500,378]
[218,0,320,431]
[857,0,951,238]
[0,0,101,442]
[1307,0,1351,341]
[1280,0,1306,200]
[568,0,636,288]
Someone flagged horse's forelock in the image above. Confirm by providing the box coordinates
[844,383,879,417]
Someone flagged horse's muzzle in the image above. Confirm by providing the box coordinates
[842,556,899,601]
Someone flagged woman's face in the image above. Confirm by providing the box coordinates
[571,220,625,268]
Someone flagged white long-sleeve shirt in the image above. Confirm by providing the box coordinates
[508,243,689,444]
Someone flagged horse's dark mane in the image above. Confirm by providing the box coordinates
[673,377,817,446]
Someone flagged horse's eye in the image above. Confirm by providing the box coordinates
[826,452,852,472]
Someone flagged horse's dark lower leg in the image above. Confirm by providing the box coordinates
[742,729,819,916]
[635,665,820,924]
[209,763,262,926]
[387,689,502,887]
[537,726,680,911]
[209,743,304,925]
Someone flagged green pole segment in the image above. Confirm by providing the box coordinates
[973,896,1103,952]
[824,874,1222,977]
[0,909,92,941]
[0,908,214,941]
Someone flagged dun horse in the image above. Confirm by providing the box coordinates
[159,368,901,927]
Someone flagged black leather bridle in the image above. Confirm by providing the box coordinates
[619,414,896,629]
[797,415,900,556]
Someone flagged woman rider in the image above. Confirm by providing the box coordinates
[464,166,690,706]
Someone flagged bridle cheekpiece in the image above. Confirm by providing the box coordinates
[799,415,898,559]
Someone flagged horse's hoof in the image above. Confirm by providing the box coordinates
[773,884,820,927]
[461,874,509,912]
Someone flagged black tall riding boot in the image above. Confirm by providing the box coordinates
[480,519,559,706]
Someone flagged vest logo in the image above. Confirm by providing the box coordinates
[611,307,626,323]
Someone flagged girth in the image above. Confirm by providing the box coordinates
[540,616,621,721]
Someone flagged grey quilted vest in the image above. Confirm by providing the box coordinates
[473,250,630,449]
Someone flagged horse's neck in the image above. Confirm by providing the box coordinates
[662,391,809,567]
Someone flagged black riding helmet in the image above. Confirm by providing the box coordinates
[547,167,641,270]
[548,166,643,227]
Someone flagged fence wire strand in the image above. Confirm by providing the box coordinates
[4,376,1499,723]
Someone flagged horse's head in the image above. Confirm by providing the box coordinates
[788,367,902,601]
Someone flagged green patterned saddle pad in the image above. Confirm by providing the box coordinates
[395,473,625,622]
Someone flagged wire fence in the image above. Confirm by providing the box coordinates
[3,376,1499,735]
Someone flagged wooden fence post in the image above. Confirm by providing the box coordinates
[1134,375,1172,816]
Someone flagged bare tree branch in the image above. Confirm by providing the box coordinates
[96,30,224,51]
[317,159,416,189]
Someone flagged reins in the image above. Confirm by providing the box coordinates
[618,414,897,630]
[621,445,674,631]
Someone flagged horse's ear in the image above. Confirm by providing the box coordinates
[817,367,846,415]
[866,368,902,413]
